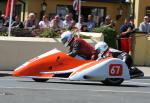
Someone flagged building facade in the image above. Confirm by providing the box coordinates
[1,0,149,29]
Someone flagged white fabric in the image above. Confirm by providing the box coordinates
[39,21,51,28]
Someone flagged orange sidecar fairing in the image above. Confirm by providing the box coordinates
[12,49,93,78]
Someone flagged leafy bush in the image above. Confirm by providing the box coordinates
[0,27,8,36]
[39,28,59,38]
[93,27,118,48]
[11,28,32,37]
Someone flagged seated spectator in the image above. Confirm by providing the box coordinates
[24,12,39,30]
[0,11,4,28]
[11,15,24,29]
[54,15,63,29]
[50,18,62,33]
[75,16,87,30]
[81,25,89,32]
[3,16,9,27]
[139,16,150,34]
[87,14,96,32]
[70,20,78,31]
[63,14,73,29]
[100,15,115,28]
[39,15,50,29]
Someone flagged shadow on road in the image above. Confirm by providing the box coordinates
[18,80,148,88]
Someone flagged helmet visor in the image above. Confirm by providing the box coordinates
[61,38,69,47]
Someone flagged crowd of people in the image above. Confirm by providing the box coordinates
[0,12,99,36]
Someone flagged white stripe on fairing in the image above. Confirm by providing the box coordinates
[40,61,95,75]
[0,86,150,94]
[38,48,61,59]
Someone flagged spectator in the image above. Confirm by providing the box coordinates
[75,16,86,30]
[11,15,24,28]
[119,17,135,52]
[139,16,150,34]
[128,15,135,31]
[87,14,96,32]
[0,11,4,28]
[50,18,62,33]
[81,25,89,32]
[120,17,135,38]
[24,13,39,29]
[39,15,50,29]
[63,14,73,29]
[54,15,63,29]
[100,15,115,28]
[3,16,9,27]
[70,20,78,30]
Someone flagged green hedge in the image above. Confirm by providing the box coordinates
[93,27,118,48]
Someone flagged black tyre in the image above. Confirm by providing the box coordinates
[32,78,49,82]
[101,78,124,86]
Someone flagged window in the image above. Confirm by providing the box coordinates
[56,5,106,25]
[56,5,69,20]
[146,7,150,17]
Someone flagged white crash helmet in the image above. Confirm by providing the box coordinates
[61,31,74,47]
[95,41,109,54]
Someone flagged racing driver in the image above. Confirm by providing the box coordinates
[61,31,96,60]
[93,41,144,78]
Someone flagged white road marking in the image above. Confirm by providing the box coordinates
[124,81,150,85]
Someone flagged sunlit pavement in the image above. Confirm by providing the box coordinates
[0,67,150,103]
[0,76,150,103]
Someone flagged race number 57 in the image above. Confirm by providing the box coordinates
[109,64,123,76]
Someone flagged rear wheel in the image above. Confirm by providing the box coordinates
[102,78,124,86]
[32,78,49,82]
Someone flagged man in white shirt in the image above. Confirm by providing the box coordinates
[63,14,73,29]
[139,16,150,34]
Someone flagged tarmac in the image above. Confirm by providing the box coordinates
[0,66,150,78]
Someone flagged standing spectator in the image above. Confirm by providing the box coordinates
[100,15,115,28]
[120,17,135,38]
[139,16,150,34]
[87,14,96,32]
[128,15,135,31]
[39,15,50,29]
[119,17,135,53]
[11,15,24,28]
[24,13,39,29]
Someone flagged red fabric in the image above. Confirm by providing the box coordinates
[71,37,95,59]
[120,38,130,53]
[5,0,16,17]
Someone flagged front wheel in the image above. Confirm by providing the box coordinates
[32,78,49,82]
[101,78,124,86]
